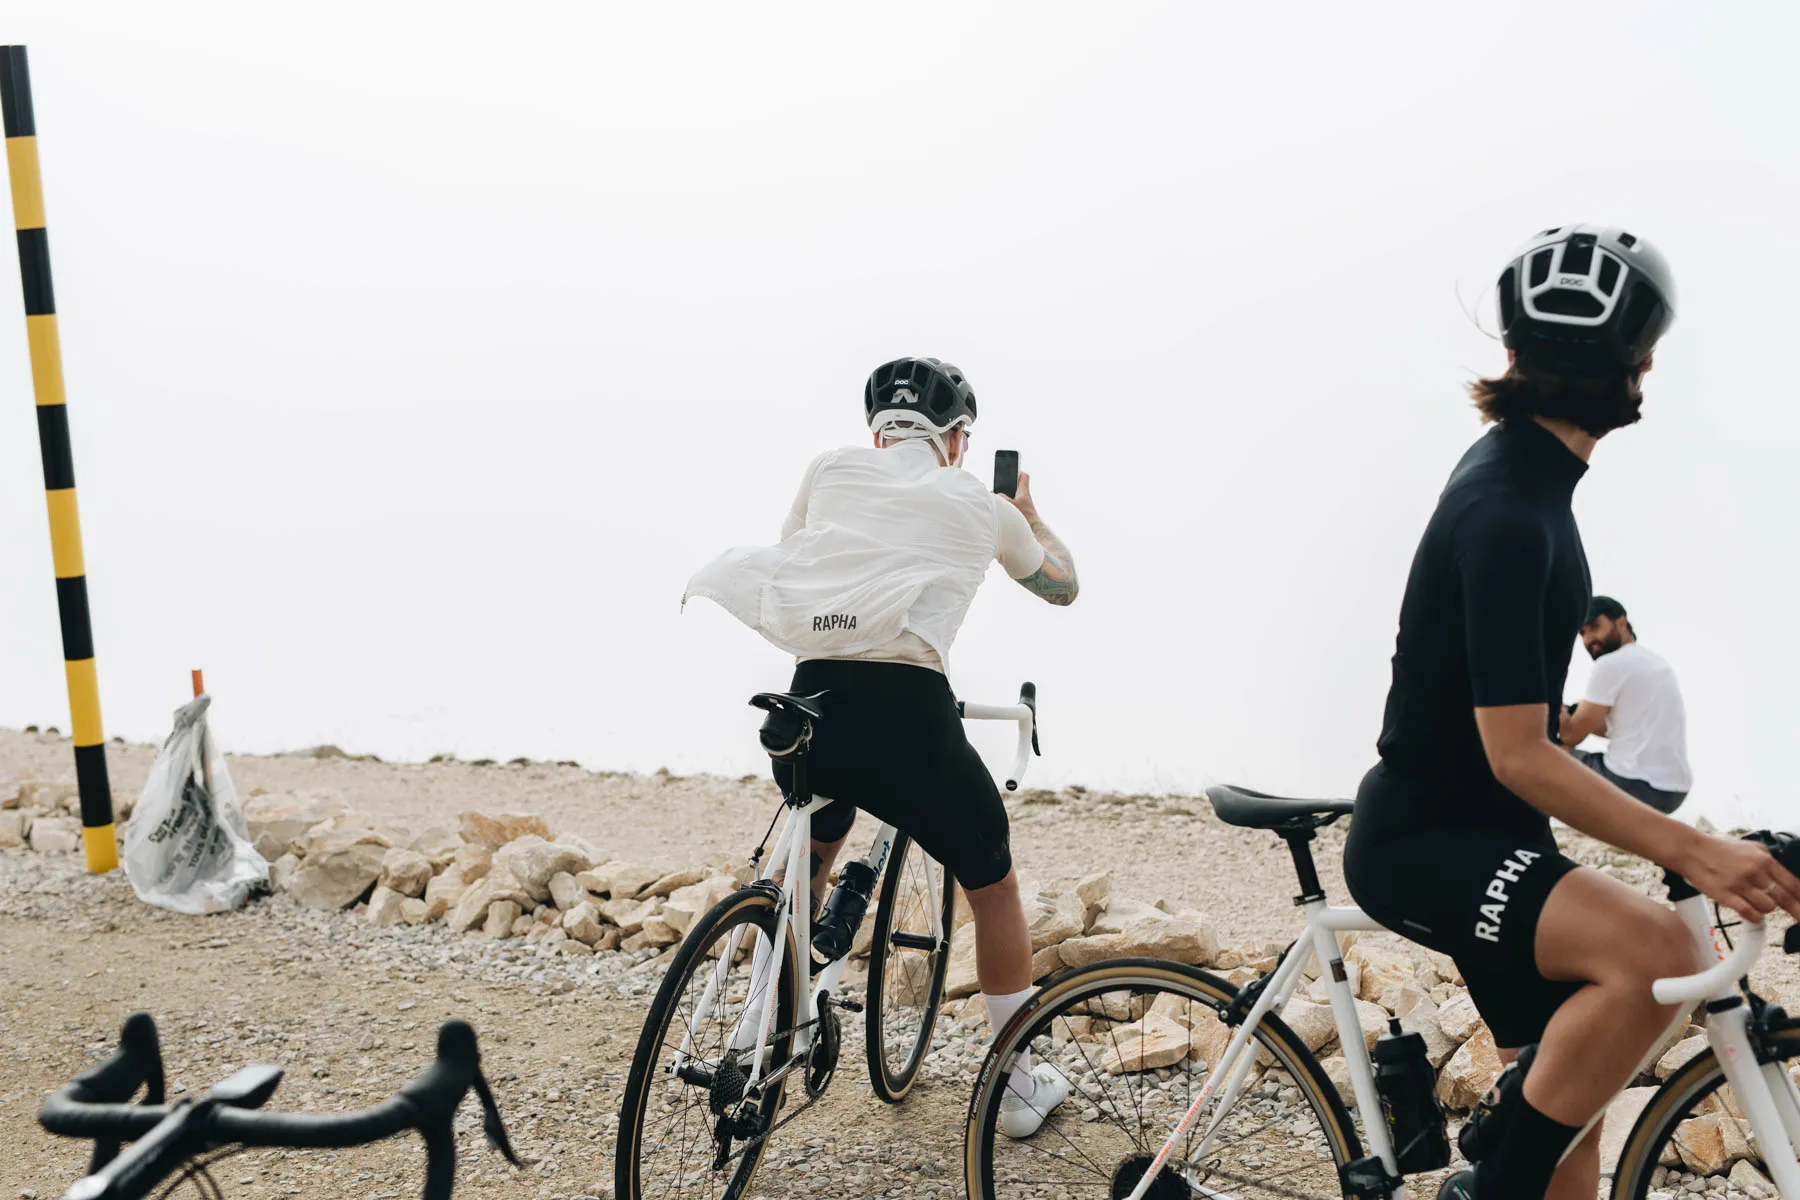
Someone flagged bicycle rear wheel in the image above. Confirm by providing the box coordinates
[964,958,1361,1200]
[615,887,800,1200]
[865,832,957,1102]
[1611,1023,1800,1200]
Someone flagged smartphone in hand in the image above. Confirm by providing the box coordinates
[994,450,1020,498]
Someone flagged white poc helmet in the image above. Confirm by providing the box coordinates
[1497,225,1676,367]
[863,357,977,463]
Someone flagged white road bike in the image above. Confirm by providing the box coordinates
[614,682,1041,1200]
[963,785,1800,1200]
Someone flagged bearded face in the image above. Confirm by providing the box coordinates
[1583,616,1628,659]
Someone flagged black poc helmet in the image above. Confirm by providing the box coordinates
[864,357,977,433]
[1497,225,1676,367]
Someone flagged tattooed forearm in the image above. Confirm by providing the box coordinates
[1016,516,1079,605]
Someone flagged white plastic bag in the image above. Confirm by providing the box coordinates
[122,695,268,914]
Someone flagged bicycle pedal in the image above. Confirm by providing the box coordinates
[834,999,864,1013]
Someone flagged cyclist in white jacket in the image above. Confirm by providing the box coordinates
[686,357,1079,1137]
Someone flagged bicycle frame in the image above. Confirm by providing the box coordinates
[1123,892,1800,1200]
[1119,899,1403,1200]
[1655,900,1800,1198]
[672,695,1033,1097]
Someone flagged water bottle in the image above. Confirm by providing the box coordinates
[812,861,877,961]
[1373,1018,1451,1173]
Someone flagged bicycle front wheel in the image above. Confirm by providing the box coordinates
[965,958,1361,1200]
[614,886,800,1200]
[865,831,957,1102]
[1611,1022,1800,1200]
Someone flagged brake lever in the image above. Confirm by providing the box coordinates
[472,1071,522,1166]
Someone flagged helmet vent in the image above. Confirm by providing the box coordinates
[1540,226,1562,237]
[1561,235,1596,276]
[1535,289,1604,319]
[1597,256,1622,295]
[1527,249,1553,288]
[1616,231,1638,248]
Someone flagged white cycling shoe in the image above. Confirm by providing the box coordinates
[998,1064,1072,1139]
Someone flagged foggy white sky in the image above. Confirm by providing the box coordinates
[3,2,1796,826]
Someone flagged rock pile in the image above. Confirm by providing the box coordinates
[0,778,134,853]
[244,793,750,959]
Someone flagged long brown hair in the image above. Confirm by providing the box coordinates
[1469,349,1646,435]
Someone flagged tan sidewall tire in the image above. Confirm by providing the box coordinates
[614,887,800,1200]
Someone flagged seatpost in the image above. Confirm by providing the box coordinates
[788,750,810,809]
[1282,826,1326,906]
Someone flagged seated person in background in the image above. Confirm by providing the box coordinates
[1560,595,1691,813]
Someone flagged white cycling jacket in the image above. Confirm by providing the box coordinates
[684,440,1041,669]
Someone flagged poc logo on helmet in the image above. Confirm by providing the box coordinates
[813,614,858,632]
[1557,274,1587,287]
[891,386,917,405]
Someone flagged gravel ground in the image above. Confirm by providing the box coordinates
[2,729,1794,1200]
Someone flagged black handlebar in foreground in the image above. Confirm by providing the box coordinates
[40,1014,519,1200]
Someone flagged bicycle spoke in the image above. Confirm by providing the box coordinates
[979,976,1351,1200]
[1055,1010,1154,1152]
[998,1123,1118,1182]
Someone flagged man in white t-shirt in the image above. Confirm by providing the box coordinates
[1560,596,1691,812]
[685,357,1079,1138]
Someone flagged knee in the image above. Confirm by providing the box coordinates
[1638,910,1699,985]
[963,869,1020,913]
[1609,909,1696,996]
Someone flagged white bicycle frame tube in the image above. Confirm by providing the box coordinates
[676,698,1026,1091]
[1125,901,1406,1200]
[1129,891,1800,1200]
[1647,911,1800,1199]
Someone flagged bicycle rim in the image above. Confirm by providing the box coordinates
[1612,1023,1800,1200]
[866,832,956,1103]
[965,959,1360,1200]
[615,888,799,1200]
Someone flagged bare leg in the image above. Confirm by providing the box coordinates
[1547,1121,1602,1200]
[770,833,847,908]
[963,868,1032,994]
[1526,868,1695,1125]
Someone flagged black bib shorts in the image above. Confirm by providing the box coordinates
[1344,766,1582,1049]
[770,658,1014,891]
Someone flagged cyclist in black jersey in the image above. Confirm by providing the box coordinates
[1342,226,1800,1200]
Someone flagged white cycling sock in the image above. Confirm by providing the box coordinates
[984,988,1037,1100]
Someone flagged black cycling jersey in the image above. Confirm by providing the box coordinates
[1365,417,1592,838]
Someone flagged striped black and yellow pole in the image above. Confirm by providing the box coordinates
[3,45,116,873]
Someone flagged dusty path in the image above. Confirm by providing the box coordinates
[3,729,1793,1200]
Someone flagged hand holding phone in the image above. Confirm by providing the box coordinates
[994,450,1020,498]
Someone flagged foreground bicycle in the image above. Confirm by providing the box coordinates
[614,681,1040,1199]
[40,1011,519,1200]
[964,785,1800,1200]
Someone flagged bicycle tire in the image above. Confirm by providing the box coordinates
[1610,1022,1800,1200]
[615,887,800,1200]
[964,958,1362,1200]
[864,832,957,1103]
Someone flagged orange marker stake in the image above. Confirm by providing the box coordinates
[192,669,205,698]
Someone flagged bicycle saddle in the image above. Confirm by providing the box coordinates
[1206,784,1354,830]
[749,691,826,758]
